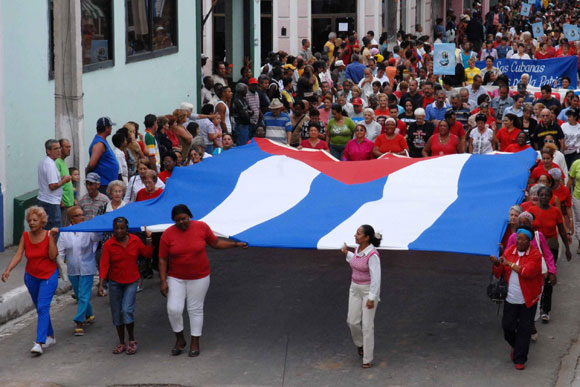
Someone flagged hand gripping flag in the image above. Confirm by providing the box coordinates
[63,139,537,256]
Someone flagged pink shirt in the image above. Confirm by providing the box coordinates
[506,231,556,274]
[342,138,374,161]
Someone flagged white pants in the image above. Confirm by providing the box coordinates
[346,282,377,364]
[167,275,210,336]
[573,196,580,243]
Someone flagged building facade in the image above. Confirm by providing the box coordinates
[0,0,203,245]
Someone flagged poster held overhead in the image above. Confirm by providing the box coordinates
[433,43,456,75]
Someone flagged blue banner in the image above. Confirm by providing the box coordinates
[476,57,579,89]
[521,3,531,17]
[433,43,456,75]
[532,22,544,39]
[564,24,579,42]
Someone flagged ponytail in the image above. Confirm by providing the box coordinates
[360,224,382,247]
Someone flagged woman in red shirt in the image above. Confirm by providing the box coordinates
[373,118,409,157]
[98,217,153,355]
[422,120,462,156]
[529,148,564,186]
[299,125,329,150]
[2,207,58,355]
[505,132,532,153]
[528,186,572,323]
[136,170,163,202]
[496,114,521,152]
[159,205,247,357]
[490,227,543,370]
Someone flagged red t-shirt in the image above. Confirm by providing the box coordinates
[136,188,163,202]
[530,164,564,182]
[300,139,329,150]
[550,184,572,208]
[100,234,154,283]
[430,134,459,155]
[422,96,434,109]
[535,51,552,60]
[434,121,466,138]
[158,170,172,183]
[23,231,57,279]
[504,143,531,153]
[529,205,563,239]
[374,134,409,154]
[159,221,218,280]
[394,120,407,136]
[496,127,521,152]
[521,201,535,212]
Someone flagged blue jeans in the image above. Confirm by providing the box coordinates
[69,275,94,323]
[24,270,58,343]
[108,280,138,326]
[235,124,250,146]
[329,144,346,160]
[36,200,61,231]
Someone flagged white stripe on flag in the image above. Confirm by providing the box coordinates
[201,155,320,237]
[316,154,471,249]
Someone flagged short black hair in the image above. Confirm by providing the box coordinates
[201,104,214,115]
[164,151,178,162]
[144,114,157,128]
[171,204,193,220]
[541,84,552,93]
[112,132,125,148]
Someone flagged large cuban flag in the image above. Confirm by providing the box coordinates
[63,139,537,256]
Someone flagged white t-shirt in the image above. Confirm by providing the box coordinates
[37,156,62,205]
[506,255,525,305]
[362,120,382,142]
[113,147,128,184]
[470,128,494,154]
[562,122,580,155]
[510,53,531,60]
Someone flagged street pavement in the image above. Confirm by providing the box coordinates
[1,245,580,387]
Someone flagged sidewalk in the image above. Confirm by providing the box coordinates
[0,245,71,325]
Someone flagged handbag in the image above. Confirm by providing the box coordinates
[534,231,548,276]
[487,272,507,303]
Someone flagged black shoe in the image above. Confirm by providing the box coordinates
[188,350,200,357]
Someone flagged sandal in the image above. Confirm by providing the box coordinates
[362,362,373,369]
[112,343,126,354]
[84,315,95,325]
[126,341,138,355]
[74,327,84,336]
[357,347,364,357]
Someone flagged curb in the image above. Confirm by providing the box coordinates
[0,279,71,325]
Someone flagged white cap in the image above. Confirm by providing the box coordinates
[335,60,345,67]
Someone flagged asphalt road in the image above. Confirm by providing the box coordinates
[1,246,580,387]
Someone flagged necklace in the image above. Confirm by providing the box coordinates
[438,134,450,144]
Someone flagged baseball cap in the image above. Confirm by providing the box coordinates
[248,77,258,84]
[352,97,363,106]
[96,116,116,128]
[283,64,296,70]
[388,58,396,65]
[86,172,101,184]
[335,60,345,67]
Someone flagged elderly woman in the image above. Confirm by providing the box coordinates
[299,125,329,150]
[500,205,523,253]
[422,120,462,156]
[125,160,165,203]
[406,108,434,158]
[57,206,101,336]
[340,225,382,369]
[106,180,127,212]
[2,207,58,355]
[342,124,374,161]
[360,108,382,142]
[135,170,163,202]
[159,204,247,357]
[469,114,497,154]
[373,118,409,157]
[490,226,544,370]
[98,217,153,355]
[326,104,356,160]
[528,186,572,324]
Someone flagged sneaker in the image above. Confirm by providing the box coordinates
[515,363,525,370]
[541,313,550,323]
[31,342,43,355]
[137,286,143,293]
[531,332,538,342]
[42,336,56,348]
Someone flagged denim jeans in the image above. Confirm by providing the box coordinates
[24,270,58,343]
[235,124,250,146]
[329,144,346,160]
[36,200,61,231]
[69,275,94,323]
[108,280,138,326]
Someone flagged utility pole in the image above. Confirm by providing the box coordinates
[53,0,86,193]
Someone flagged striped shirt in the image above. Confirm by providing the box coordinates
[246,91,260,125]
[264,112,292,144]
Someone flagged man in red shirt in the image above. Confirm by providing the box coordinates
[421,81,435,109]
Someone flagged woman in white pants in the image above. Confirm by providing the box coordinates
[159,204,247,357]
[341,224,382,368]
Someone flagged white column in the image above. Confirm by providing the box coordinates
[289,0,298,55]
[252,0,261,77]
[202,0,213,74]
[54,0,85,190]
[272,0,278,52]
[357,0,365,38]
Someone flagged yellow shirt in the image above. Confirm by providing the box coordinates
[465,67,480,85]
[324,41,335,60]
